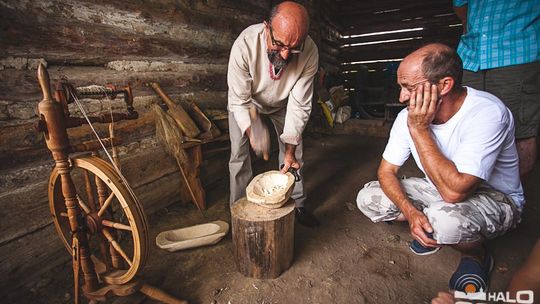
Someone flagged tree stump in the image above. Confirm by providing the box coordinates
[231,197,295,279]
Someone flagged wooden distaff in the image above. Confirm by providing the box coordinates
[149,82,200,139]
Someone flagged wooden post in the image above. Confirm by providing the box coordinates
[231,198,295,279]
[37,63,99,294]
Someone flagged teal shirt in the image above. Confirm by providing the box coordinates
[454,0,540,71]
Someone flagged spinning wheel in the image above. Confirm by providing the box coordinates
[49,155,148,285]
[36,63,186,303]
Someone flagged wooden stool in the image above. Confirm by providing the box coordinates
[231,197,295,279]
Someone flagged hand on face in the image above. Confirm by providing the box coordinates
[407,82,440,130]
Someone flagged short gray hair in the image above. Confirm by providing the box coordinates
[421,44,463,91]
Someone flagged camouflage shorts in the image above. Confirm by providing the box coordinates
[356,177,520,244]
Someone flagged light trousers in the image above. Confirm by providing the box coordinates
[228,107,306,207]
[357,177,519,244]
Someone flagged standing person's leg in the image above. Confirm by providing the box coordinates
[228,112,253,205]
[268,107,306,207]
[357,177,442,223]
[484,62,540,180]
[462,69,486,90]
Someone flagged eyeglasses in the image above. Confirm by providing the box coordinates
[266,22,304,54]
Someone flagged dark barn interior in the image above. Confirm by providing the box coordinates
[1,0,539,303]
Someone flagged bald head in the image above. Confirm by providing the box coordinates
[401,43,463,91]
[403,43,453,66]
[269,1,310,41]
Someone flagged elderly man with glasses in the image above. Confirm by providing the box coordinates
[227,1,319,227]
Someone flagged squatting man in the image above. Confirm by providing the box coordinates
[357,43,524,293]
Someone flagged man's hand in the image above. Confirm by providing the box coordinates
[280,144,300,174]
[248,107,270,160]
[407,83,440,130]
[431,291,455,304]
[405,208,438,248]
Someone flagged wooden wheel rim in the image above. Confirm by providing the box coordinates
[49,155,149,285]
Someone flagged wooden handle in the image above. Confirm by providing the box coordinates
[149,82,201,138]
[140,284,188,304]
[37,63,53,102]
[175,147,206,210]
[249,105,257,120]
[149,82,176,111]
[248,106,270,159]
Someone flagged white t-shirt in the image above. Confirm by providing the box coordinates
[383,87,524,209]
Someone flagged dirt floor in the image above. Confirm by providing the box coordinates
[15,134,540,304]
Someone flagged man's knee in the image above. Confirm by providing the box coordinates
[356,181,398,222]
[356,181,382,208]
[424,205,481,244]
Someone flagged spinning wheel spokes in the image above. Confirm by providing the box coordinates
[102,219,132,231]
[102,228,133,266]
[83,170,97,212]
[97,192,115,218]
[49,156,148,285]
[76,195,91,214]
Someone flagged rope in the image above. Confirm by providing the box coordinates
[68,87,139,202]
[107,89,116,162]
[76,85,113,97]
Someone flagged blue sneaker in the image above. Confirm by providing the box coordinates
[449,248,494,293]
[409,232,441,256]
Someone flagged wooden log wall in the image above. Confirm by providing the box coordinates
[334,0,462,103]
[0,0,336,295]
[315,1,342,73]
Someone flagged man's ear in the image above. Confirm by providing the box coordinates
[439,76,454,96]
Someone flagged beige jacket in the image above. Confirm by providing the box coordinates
[227,23,319,145]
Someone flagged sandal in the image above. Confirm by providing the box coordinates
[409,231,441,256]
[449,247,494,293]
